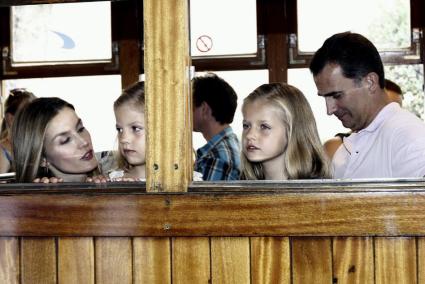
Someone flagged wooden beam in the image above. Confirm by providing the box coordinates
[144,0,192,192]
[2,184,425,236]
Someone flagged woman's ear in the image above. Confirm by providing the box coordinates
[5,113,13,129]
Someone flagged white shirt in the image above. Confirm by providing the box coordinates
[333,103,425,178]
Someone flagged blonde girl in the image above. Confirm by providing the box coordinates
[112,81,146,180]
[241,82,331,180]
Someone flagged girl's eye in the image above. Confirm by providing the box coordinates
[260,124,271,130]
[242,123,250,130]
[116,127,123,133]
[132,126,144,132]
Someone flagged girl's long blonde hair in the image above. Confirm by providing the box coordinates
[241,83,331,180]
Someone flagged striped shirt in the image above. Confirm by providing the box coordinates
[195,127,241,180]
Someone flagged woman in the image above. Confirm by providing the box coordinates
[12,97,109,183]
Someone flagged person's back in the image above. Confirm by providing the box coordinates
[310,32,425,178]
[192,73,240,180]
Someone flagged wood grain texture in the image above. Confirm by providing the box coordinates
[133,237,171,284]
[375,237,417,284]
[172,237,210,283]
[211,237,250,284]
[333,237,374,284]
[291,237,332,284]
[418,237,425,283]
[95,237,132,284]
[58,237,94,284]
[144,0,192,192]
[21,237,56,284]
[0,237,19,284]
[250,237,290,284]
[3,191,425,236]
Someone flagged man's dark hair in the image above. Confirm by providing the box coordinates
[192,73,238,124]
[309,32,385,88]
[385,79,402,95]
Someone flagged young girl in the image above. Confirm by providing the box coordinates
[0,88,36,173]
[241,83,331,180]
[12,97,108,183]
[110,81,146,181]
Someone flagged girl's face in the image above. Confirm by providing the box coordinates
[115,103,146,167]
[242,99,288,165]
[43,107,98,174]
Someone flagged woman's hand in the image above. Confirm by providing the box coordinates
[33,177,64,183]
[86,175,108,183]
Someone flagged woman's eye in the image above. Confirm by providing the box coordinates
[116,127,123,133]
[60,137,71,145]
[77,126,85,133]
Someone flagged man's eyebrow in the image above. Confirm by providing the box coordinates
[318,91,342,97]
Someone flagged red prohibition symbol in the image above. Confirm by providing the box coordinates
[196,35,213,52]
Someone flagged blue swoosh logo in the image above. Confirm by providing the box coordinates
[51,30,75,49]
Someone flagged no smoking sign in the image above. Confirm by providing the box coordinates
[196,35,213,53]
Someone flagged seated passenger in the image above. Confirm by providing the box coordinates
[109,81,146,181]
[241,83,331,180]
[0,88,36,173]
[310,32,425,178]
[12,97,109,183]
[192,73,241,180]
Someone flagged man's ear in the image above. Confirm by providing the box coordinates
[365,72,379,92]
[201,101,212,116]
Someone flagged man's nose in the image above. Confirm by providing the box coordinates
[325,97,337,115]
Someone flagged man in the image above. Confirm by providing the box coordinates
[323,78,404,160]
[192,73,240,180]
[310,32,425,178]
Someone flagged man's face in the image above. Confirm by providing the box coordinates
[314,63,371,131]
[192,102,204,132]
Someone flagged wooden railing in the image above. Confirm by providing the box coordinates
[1,179,425,283]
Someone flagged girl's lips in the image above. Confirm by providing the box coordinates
[246,145,259,151]
[81,150,94,160]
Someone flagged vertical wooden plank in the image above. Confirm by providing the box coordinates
[333,237,374,284]
[291,237,332,284]
[21,237,56,284]
[133,237,171,284]
[95,237,132,284]
[211,237,250,284]
[418,237,425,283]
[250,237,290,284]
[58,237,94,284]
[375,237,417,284]
[172,237,210,284]
[0,237,19,284]
[144,0,192,192]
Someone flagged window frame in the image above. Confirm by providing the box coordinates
[286,0,425,69]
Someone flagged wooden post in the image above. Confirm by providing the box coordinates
[143,0,192,192]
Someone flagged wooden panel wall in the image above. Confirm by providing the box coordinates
[2,236,425,284]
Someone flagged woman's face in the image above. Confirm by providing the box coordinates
[43,107,98,174]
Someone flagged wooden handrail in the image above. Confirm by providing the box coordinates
[1,180,425,237]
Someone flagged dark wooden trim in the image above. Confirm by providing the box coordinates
[2,181,425,237]
[0,0,127,6]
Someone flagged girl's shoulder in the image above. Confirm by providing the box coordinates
[96,150,118,175]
